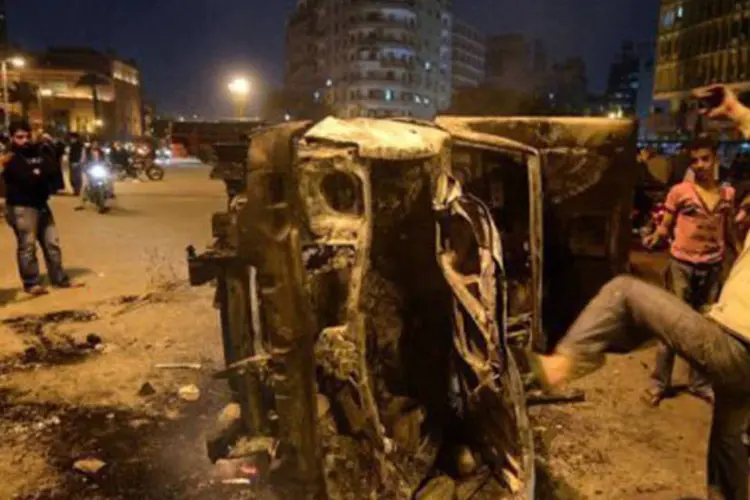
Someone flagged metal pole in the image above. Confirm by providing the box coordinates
[2,61,9,131]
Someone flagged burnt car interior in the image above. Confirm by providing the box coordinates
[453,145,534,339]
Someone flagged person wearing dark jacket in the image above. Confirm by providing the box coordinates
[67,133,85,196]
[39,133,65,193]
[2,121,71,295]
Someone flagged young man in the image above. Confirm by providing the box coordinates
[2,121,72,295]
[643,136,737,405]
[530,84,750,500]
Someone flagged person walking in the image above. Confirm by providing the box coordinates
[39,133,65,193]
[642,135,738,406]
[1,121,72,295]
[529,83,750,500]
[67,133,85,196]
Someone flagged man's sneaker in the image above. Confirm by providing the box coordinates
[688,388,715,405]
[641,388,666,407]
[53,280,83,289]
[25,285,49,296]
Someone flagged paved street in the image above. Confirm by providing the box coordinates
[0,170,715,499]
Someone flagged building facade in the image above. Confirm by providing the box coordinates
[451,18,485,90]
[485,33,547,91]
[604,41,643,117]
[4,47,143,137]
[284,0,453,120]
[654,0,750,110]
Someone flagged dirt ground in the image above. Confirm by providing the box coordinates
[0,169,716,499]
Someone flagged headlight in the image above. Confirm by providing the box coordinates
[89,164,108,179]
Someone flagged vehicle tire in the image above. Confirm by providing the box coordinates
[146,166,165,181]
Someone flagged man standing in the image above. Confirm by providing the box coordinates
[2,121,72,295]
[643,136,737,405]
[67,133,85,196]
[530,84,750,500]
[39,133,65,193]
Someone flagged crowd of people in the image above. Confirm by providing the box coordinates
[531,84,750,500]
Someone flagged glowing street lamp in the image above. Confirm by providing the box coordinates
[2,56,25,130]
[228,77,251,119]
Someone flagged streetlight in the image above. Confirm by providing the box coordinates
[228,77,251,119]
[2,56,25,130]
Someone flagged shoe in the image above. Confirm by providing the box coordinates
[641,388,666,407]
[74,205,84,211]
[52,280,83,289]
[25,285,49,296]
[688,388,715,404]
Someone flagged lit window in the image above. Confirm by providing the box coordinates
[425,61,431,70]
[385,89,393,101]
[677,6,683,18]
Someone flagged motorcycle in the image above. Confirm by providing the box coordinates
[84,163,115,213]
[136,155,165,181]
[113,155,165,182]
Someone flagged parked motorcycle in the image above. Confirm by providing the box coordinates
[114,155,165,181]
[84,163,115,213]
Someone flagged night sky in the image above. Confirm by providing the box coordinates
[9,0,660,118]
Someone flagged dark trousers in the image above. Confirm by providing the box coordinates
[4,205,69,290]
[651,258,721,394]
[557,276,750,500]
[69,163,83,196]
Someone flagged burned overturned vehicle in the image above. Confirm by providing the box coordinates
[188,116,637,498]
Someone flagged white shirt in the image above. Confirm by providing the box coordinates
[707,231,750,342]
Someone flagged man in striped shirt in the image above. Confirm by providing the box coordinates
[643,136,737,406]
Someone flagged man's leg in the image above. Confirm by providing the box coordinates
[649,259,690,401]
[70,164,82,196]
[37,208,69,287]
[4,206,43,291]
[688,263,724,400]
[546,276,750,388]
[707,393,750,500]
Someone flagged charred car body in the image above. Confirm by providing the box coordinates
[188,116,637,498]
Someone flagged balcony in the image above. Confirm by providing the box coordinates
[350,0,417,12]
[348,15,416,30]
[348,33,417,50]
[346,75,414,90]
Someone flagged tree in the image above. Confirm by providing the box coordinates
[76,72,110,121]
[9,81,39,121]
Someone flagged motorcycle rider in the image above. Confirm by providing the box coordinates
[1,121,73,295]
[75,146,113,210]
[110,141,133,178]
[39,133,65,193]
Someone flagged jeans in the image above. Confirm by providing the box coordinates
[70,163,83,196]
[5,205,69,289]
[556,276,750,500]
[651,258,721,395]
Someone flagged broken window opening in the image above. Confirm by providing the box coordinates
[452,147,534,321]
